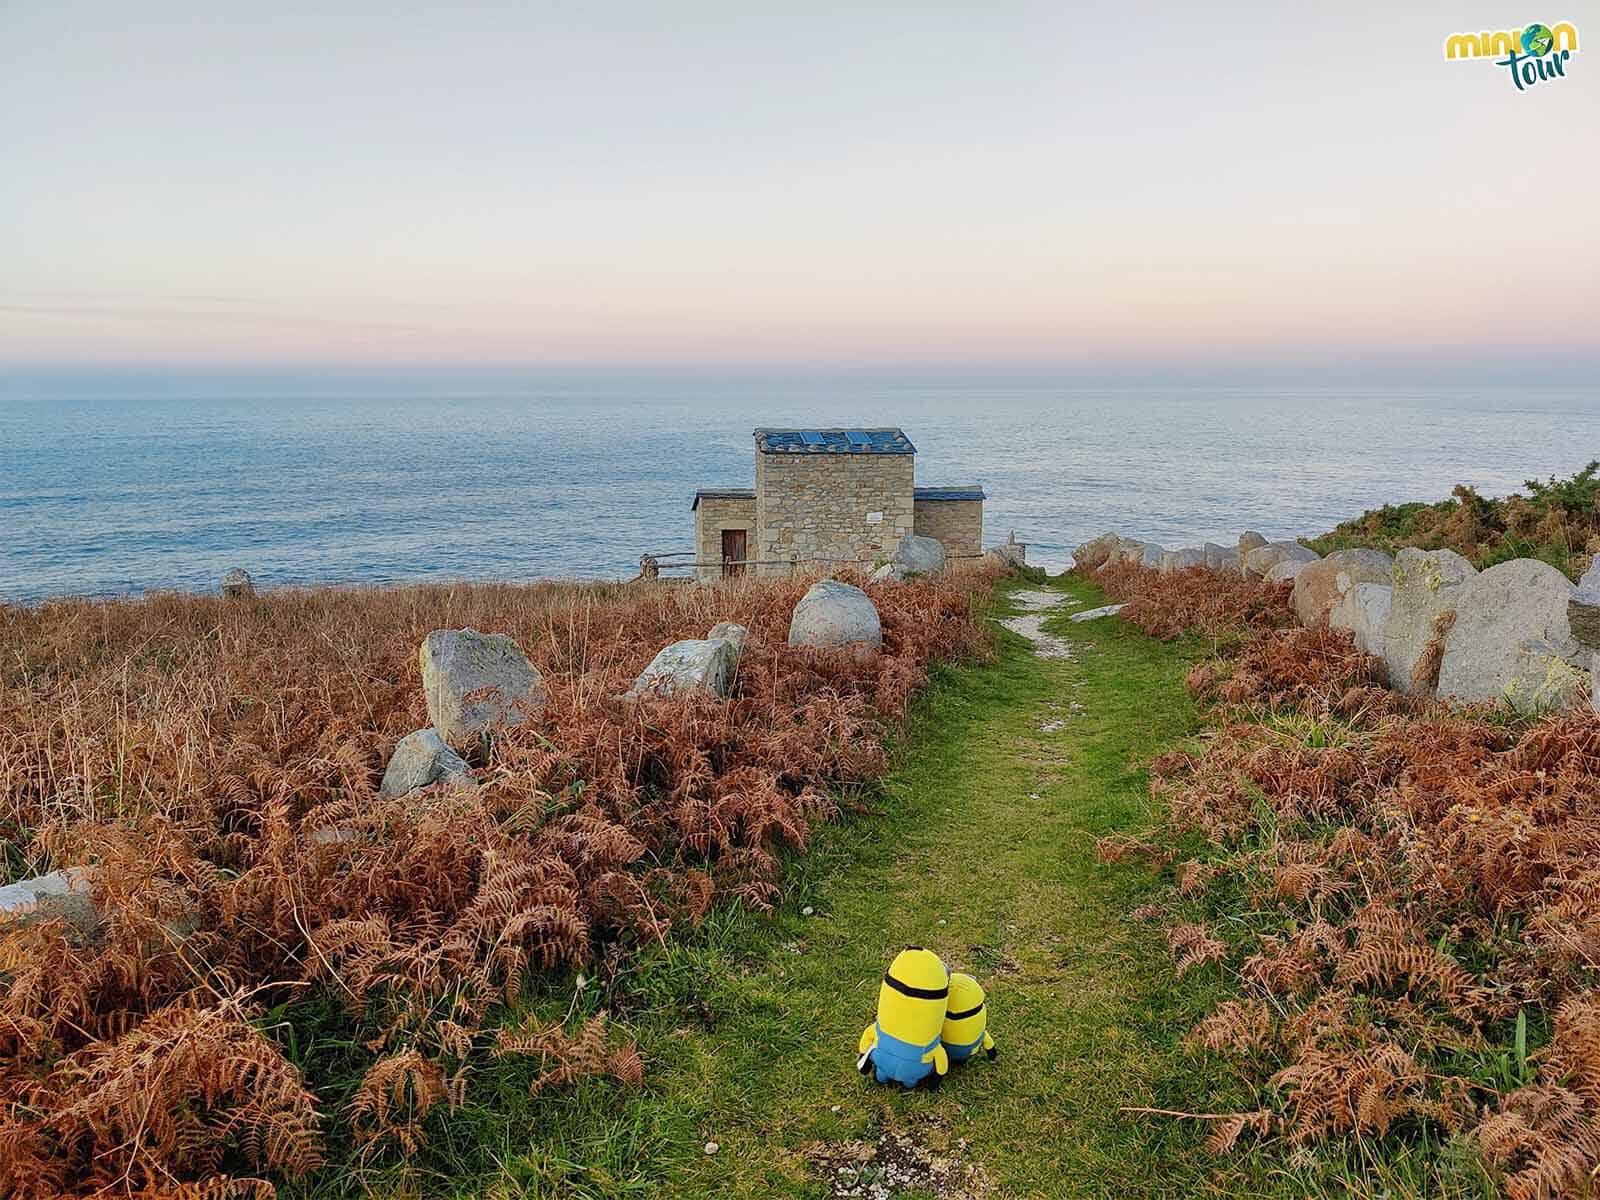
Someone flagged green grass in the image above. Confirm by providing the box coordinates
[288,576,1496,1198]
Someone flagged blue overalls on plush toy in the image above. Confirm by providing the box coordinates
[856,947,950,1089]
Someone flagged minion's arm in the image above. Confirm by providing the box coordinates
[983,1030,997,1060]
[930,1042,949,1076]
[857,1024,877,1073]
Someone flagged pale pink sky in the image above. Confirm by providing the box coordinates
[2,2,1596,373]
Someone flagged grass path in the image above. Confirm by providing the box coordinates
[627,574,1226,1198]
[333,576,1238,1198]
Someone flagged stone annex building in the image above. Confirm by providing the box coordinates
[691,428,984,580]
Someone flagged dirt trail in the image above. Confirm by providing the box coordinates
[997,588,1080,659]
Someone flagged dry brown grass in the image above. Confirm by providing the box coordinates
[1085,560,1600,1198]
[0,567,998,1197]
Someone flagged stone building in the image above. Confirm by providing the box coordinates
[691,428,984,579]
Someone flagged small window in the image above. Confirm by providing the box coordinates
[845,431,872,446]
[800,431,825,445]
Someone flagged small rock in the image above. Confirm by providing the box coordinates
[1071,531,1120,571]
[893,533,947,576]
[707,622,751,658]
[788,580,882,654]
[1570,558,1600,650]
[704,1141,720,1156]
[831,1104,843,1114]
[1204,543,1239,574]
[1244,540,1319,580]
[221,567,254,599]
[0,867,100,937]
[1329,582,1392,657]
[1292,548,1394,627]
[420,628,547,749]
[870,562,906,584]
[1070,603,1124,622]
[379,728,474,798]
[627,638,739,700]
[1238,531,1268,560]
[802,905,815,916]
[937,918,947,926]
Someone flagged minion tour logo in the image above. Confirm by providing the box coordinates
[1444,20,1579,90]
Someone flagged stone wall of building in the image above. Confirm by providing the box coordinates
[913,498,983,558]
[754,453,915,574]
[694,496,756,582]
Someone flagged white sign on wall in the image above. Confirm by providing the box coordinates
[865,511,884,524]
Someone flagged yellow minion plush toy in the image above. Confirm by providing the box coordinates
[857,947,950,1088]
[942,972,997,1063]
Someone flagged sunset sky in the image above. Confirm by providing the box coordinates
[2,2,1596,376]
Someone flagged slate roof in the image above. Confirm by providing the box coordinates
[691,488,755,511]
[913,486,986,502]
[754,428,915,455]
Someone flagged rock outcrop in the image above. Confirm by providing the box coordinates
[1381,548,1477,696]
[627,637,739,700]
[1238,531,1268,561]
[379,728,474,798]
[788,580,882,653]
[221,568,255,599]
[1243,541,1319,581]
[1292,549,1395,628]
[1160,548,1205,574]
[1204,543,1239,574]
[1329,582,1392,658]
[420,628,547,749]
[1436,559,1585,709]
[893,533,947,576]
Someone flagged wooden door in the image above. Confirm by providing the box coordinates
[721,529,747,577]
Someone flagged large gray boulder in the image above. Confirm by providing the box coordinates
[1329,582,1392,658]
[1238,531,1268,561]
[788,580,882,653]
[1436,559,1586,709]
[379,728,474,798]
[707,621,750,659]
[420,628,547,749]
[0,868,100,937]
[893,533,947,576]
[221,568,255,599]
[1160,548,1205,574]
[1381,547,1477,696]
[1245,541,1320,581]
[627,637,739,700]
[1570,559,1600,649]
[1114,539,1146,564]
[1204,543,1239,574]
[1265,558,1312,584]
[1292,549,1395,628]
[1139,542,1166,568]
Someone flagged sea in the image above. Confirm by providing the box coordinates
[2,382,1596,603]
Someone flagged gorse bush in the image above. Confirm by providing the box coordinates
[1087,560,1600,1198]
[1308,462,1600,580]
[0,568,997,1197]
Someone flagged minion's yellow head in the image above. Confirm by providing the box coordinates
[942,972,987,1046]
[876,947,949,1044]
